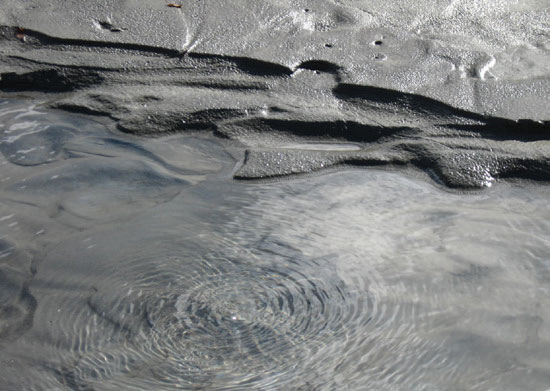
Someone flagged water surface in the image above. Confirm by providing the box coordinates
[1,99,550,390]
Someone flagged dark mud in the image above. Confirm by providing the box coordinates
[1,0,549,188]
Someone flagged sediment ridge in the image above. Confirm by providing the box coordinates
[1,0,549,189]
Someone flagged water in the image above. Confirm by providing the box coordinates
[1,99,550,390]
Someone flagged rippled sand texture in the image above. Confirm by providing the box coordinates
[1,101,550,390]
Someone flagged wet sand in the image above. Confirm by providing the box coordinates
[1,2,550,389]
[1,0,549,188]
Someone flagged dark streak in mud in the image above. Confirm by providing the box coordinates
[3,26,183,58]
[222,117,412,142]
[334,84,550,141]
[296,60,342,75]
[0,69,103,92]
[188,52,293,77]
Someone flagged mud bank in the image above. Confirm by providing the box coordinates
[1,0,549,188]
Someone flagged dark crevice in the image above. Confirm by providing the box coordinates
[12,27,182,57]
[296,60,341,74]
[497,158,550,182]
[445,120,550,141]
[173,79,269,91]
[340,157,403,168]
[334,83,550,141]
[0,68,103,92]
[187,52,293,77]
[228,118,414,143]
[117,108,249,135]
[334,83,485,119]
[52,103,114,117]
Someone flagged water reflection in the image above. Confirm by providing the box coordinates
[1,99,550,390]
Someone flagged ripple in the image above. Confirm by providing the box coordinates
[36,233,372,390]
[39,219,469,390]
[37,172,476,390]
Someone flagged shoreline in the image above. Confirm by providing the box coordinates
[1,1,549,189]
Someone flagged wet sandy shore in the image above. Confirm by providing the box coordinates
[1,3,550,388]
[1,0,549,187]
[1,100,550,390]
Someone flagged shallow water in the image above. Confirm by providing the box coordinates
[1,99,550,390]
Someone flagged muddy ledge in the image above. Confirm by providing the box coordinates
[1,0,549,189]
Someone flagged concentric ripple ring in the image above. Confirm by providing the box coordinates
[50,236,373,390]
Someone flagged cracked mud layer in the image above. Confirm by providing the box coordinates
[1,0,550,188]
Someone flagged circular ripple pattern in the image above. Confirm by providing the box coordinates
[53,238,372,390]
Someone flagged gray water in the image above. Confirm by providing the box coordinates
[1,99,550,390]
